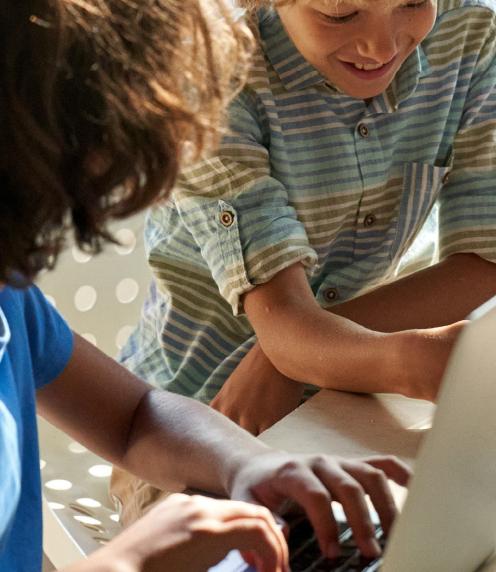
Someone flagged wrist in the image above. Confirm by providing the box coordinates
[312,325,393,393]
[63,544,138,572]
[222,443,273,498]
[377,331,410,396]
[387,330,428,399]
[346,330,400,394]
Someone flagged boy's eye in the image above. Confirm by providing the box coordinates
[403,0,429,7]
[318,10,359,23]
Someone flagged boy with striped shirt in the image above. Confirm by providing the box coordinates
[119,0,496,436]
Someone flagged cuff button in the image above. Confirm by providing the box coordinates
[324,287,339,302]
[220,210,235,228]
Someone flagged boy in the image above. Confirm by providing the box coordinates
[0,0,409,570]
[119,0,496,435]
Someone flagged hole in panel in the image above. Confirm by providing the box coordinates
[74,286,97,312]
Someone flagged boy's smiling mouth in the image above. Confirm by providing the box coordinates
[352,62,384,70]
[338,55,397,79]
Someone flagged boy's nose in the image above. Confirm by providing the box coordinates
[355,24,398,64]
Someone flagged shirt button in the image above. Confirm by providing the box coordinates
[324,287,339,302]
[220,210,235,228]
[442,171,450,184]
[363,213,377,227]
[358,123,369,138]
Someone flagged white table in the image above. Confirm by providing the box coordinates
[260,389,435,465]
[259,389,496,571]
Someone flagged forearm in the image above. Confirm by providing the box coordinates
[119,388,272,495]
[244,265,392,392]
[242,259,477,398]
[61,554,119,572]
[37,335,272,498]
[331,253,496,331]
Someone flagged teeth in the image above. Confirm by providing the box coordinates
[353,62,384,71]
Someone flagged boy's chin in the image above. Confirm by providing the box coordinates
[332,80,393,101]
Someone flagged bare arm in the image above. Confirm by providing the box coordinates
[243,254,496,398]
[37,334,411,566]
[330,253,496,331]
[37,334,269,495]
[212,254,495,430]
[244,264,396,392]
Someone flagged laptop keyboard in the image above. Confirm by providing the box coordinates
[288,514,384,572]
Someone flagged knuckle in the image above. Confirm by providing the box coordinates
[383,454,398,463]
[185,496,211,520]
[252,518,268,531]
[365,466,386,482]
[371,455,395,468]
[159,492,188,512]
[190,518,221,535]
[276,459,303,478]
[249,504,272,522]
[256,505,273,519]
[311,454,329,470]
[337,479,364,498]
[305,487,331,505]
[239,518,267,539]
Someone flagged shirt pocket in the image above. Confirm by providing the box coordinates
[390,161,452,265]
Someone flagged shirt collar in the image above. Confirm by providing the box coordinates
[0,306,11,365]
[258,8,432,107]
[389,44,431,108]
[258,9,326,91]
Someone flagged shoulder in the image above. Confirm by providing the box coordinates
[0,284,69,352]
[438,0,496,12]
[1,285,73,387]
[436,0,496,22]
[423,0,496,70]
[0,286,31,330]
[3,285,59,328]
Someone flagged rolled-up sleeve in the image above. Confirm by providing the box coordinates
[438,12,496,263]
[174,92,318,314]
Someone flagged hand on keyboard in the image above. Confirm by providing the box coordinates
[229,453,411,561]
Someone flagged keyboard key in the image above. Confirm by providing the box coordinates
[290,538,322,568]
[313,554,357,571]
[285,514,384,571]
[312,555,381,572]
[362,559,383,571]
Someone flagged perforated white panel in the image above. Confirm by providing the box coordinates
[37,213,151,567]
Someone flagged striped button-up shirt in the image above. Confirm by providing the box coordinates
[119,0,496,401]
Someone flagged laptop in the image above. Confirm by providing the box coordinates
[209,296,496,572]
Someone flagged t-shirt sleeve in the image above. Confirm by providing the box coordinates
[438,10,496,263]
[173,91,318,315]
[23,286,74,389]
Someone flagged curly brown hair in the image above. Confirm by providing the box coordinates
[236,0,399,10]
[236,0,293,9]
[0,0,252,285]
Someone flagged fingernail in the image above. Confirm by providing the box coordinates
[327,542,341,559]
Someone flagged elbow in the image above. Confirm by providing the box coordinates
[262,344,325,388]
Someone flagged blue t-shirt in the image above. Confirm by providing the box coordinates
[0,285,73,571]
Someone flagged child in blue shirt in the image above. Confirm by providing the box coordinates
[0,0,409,570]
